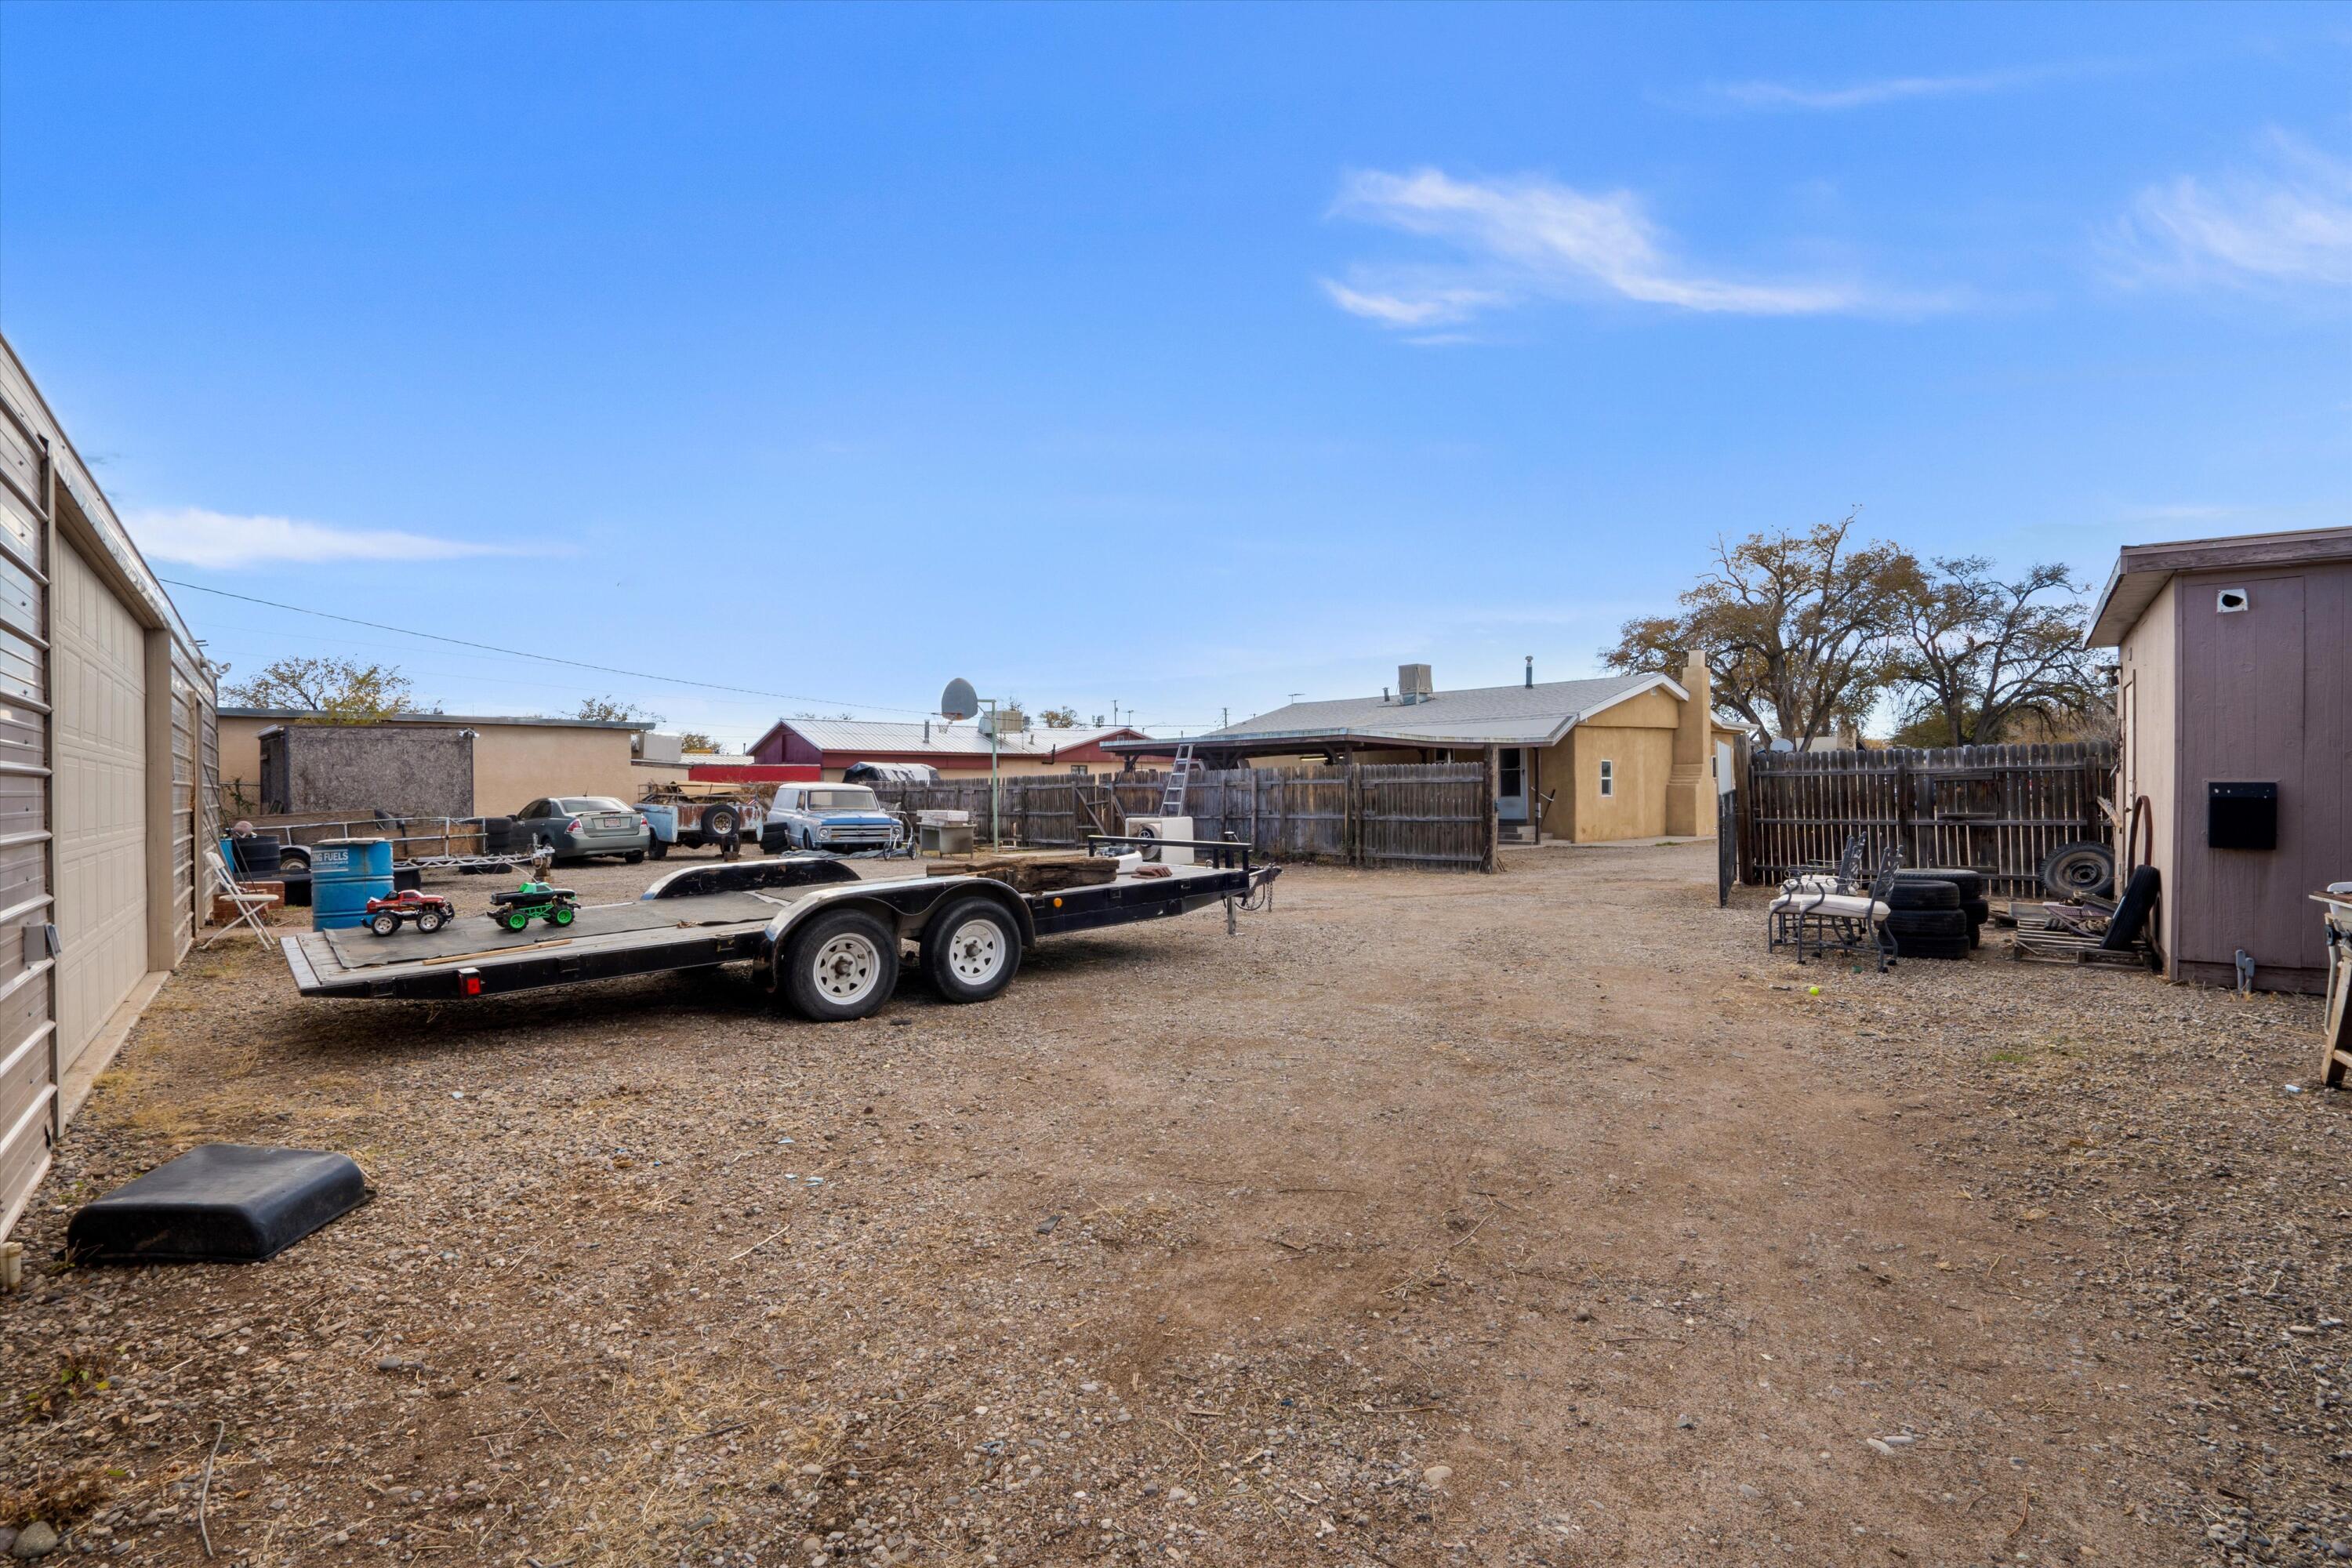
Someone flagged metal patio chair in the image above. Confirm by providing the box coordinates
[1768,834,1901,972]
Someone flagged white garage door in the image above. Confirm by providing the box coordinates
[53,539,147,1074]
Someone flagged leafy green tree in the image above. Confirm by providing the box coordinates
[225,656,414,722]
[1887,557,2105,746]
[1604,514,1915,750]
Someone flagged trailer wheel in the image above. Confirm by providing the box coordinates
[782,909,898,1022]
[2041,841,2114,900]
[703,805,740,840]
[279,848,311,875]
[922,897,1022,1004]
[369,911,401,937]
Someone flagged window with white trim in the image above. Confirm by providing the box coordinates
[1598,759,1614,797]
[1069,764,1091,775]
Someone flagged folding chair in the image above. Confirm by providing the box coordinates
[203,848,281,950]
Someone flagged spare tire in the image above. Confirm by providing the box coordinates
[1963,898,1991,925]
[1886,879,1962,912]
[2041,841,2115,901]
[1899,867,1987,902]
[1900,935,1973,961]
[702,804,741,840]
[1887,909,1970,951]
[2103,865,2160,950]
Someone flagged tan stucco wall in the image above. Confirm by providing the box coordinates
[220,717,645,818]
[1566,724,1677,840]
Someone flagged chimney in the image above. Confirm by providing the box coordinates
[1397,663,1433,706]
[1524,655,1534,689]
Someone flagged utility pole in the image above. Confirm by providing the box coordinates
[1221,706,1229,729]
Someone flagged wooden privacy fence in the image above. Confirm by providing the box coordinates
[1743,742,2115,898]
[869,764,1497,872]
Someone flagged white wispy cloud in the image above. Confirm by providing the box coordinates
[128,506,536,570]
[1321,168,1928,332]
[2114,135,2352,289]
[1704,64,2071,113]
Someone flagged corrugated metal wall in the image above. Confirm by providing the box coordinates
[0,336,218,1240]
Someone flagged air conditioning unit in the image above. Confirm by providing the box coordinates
[1129,815,1194,866]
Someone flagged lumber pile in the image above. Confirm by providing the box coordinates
[927,854,1117,895]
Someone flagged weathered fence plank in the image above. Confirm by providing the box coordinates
[1742,741,2114,897]
[869,764,1494,872]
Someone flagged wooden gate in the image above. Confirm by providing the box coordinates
[1743,742,2114,898]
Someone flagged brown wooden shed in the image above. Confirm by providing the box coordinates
[2088,527,2352,993]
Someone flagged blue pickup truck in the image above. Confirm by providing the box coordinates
[759,783,905,855]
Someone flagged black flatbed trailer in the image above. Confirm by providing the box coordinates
[281,838,1275,1020]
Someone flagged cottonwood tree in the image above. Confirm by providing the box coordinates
[677,731,731,754]
[1039,707,1080,729]
[576,695,663,724]
[1888,557,2106,746]
[226,656,414,722]
[1603,514,1915,750]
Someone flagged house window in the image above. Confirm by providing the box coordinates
[1069,764,1091,775]
[1598,759,1614,797]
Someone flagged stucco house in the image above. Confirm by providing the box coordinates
[1120,656,1740,844]
[217,710,673,820]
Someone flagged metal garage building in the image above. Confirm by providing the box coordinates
[0,335,219,1239]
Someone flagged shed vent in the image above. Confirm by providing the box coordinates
[1398,664,1434,706]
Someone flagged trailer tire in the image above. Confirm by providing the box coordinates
[922,897,1022,1004]
[279,847,311,875]
[782,909,899,1022]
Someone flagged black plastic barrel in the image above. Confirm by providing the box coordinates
[234,837,284,877]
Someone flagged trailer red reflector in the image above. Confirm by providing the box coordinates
[459,967,482,996]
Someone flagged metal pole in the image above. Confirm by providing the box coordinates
[987,699,1000,848]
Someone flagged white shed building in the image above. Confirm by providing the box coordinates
[0,334,220,1239]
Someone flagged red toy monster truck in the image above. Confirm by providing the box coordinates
[364,889,456,937]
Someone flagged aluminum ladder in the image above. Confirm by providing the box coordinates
[1159,742,1200,817]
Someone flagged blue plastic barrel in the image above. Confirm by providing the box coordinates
[310,838,394,931]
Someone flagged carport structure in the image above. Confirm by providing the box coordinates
[0,335,220,1237]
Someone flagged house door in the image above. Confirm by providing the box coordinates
[1496,747,1527,823]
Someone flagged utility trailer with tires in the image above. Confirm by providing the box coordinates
[278,837,1276,1021]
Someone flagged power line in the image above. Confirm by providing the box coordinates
[161,577,936,717]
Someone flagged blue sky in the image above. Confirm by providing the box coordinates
[3,2,2346,746]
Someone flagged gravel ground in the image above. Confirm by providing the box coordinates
[0,840,2343,1568]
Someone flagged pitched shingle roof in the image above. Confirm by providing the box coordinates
[1183,673,1686,750]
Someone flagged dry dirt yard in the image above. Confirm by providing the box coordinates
[2,841,2346,1568]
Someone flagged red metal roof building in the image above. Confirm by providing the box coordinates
[748,718,1152,780]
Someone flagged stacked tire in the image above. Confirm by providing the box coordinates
[1885,875,1971,960]
[1898,867,1990,949]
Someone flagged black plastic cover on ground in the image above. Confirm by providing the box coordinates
[65,1144,371,1264]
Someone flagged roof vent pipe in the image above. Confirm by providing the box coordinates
[1525,655,1534,689]
[924,718,931,742]
[1382,687,1390,703]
